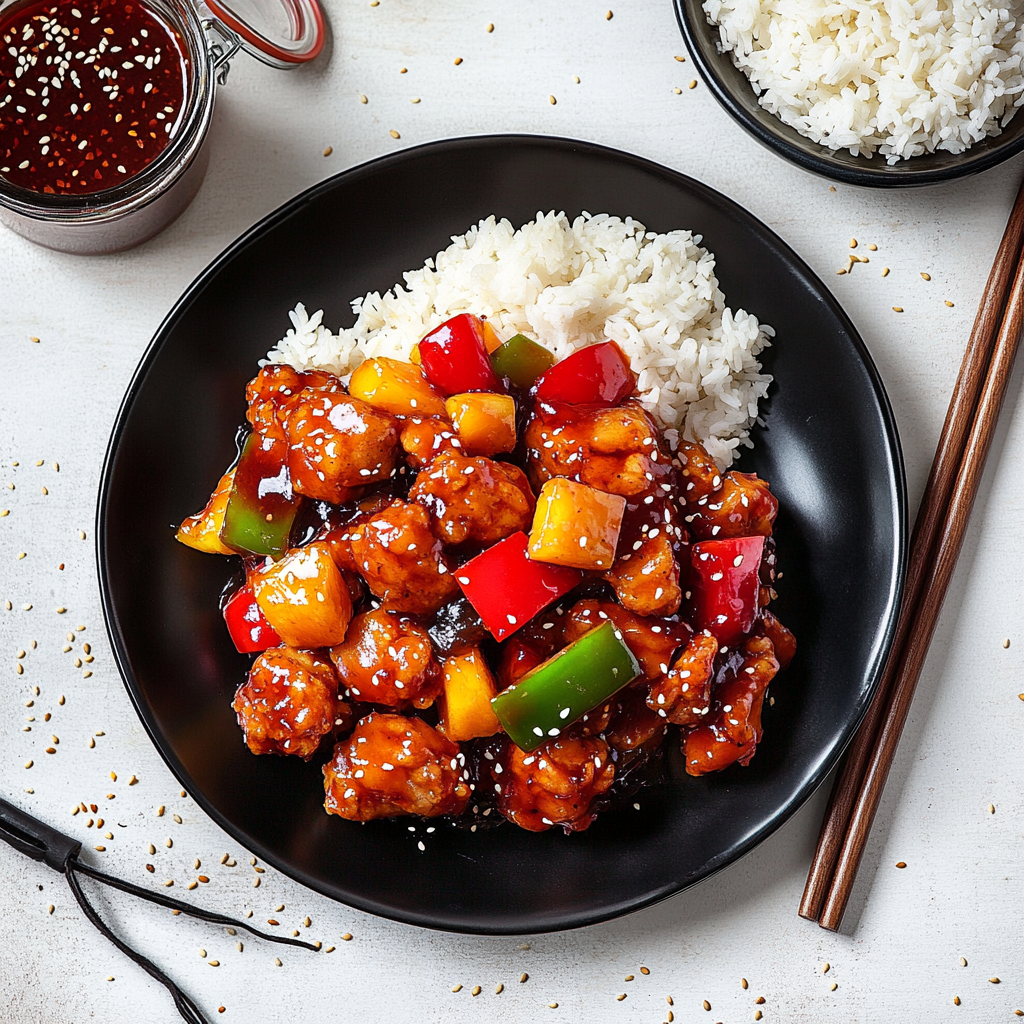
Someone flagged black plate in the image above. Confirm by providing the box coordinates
[674,0,1024,187]
[98,135,906,934]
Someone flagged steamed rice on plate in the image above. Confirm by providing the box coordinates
[703,0,1024,163]
[266,212,773,468]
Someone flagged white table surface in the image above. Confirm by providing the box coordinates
[3,0,1024,1020]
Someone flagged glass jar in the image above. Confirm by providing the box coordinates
[0,0,323,254]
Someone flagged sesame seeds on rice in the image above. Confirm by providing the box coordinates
[265,212,773,468]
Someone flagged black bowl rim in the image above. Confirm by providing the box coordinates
[673,0,1024,188]
[96,132,907,934]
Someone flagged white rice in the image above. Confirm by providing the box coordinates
[703,0,1024,162]
[265,212,773,468]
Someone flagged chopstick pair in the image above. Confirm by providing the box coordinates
[799,173,1024,932]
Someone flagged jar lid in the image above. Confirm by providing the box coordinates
[204,0,324,66]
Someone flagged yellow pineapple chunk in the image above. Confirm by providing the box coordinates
[252,542,352,648]
[175,468,235,555]
[349,357,446,417]
[528,478,626,571]
[445,392,517,456]
[439,647,502,742]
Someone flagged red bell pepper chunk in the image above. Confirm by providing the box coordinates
[223,584,282,654]
[532,341,635,406]
[689,535,765,647]
[418,314,505,395]
[455,531,582,642]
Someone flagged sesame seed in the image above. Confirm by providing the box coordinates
[389,129,400,138]
[605,8,612,16]
[896,861,906,868]
[640,967,650,975]
[990,978,1001,984]
[548,1003,558,1009]
[849,238,857,248]
[471,986,481,996]
[755,996,765,1004]
[616,993,626,1001]
[946,300,955,307]
[359,94,367,103]
[892,306,903,313]
[675,54,686,61]
[960,957,968,966]
[823,963,830,974]
[274,959,282,967]
[341,933,353,941]
[921,272,931,281]
[830,983,838,991]
[954,996,961,1005]
[323,146,333,157]
[453,57,462,65]
[688,79,697,88]
[495,984,504,994]
[451,985,462,993]
[520,973,529,983]
[1002,638,1010,648]
[882,267,890,277]
[703,999,711,1011]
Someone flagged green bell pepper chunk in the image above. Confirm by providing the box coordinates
[491,621,640,752]
[490,334,556,390]
[220,432,302,557]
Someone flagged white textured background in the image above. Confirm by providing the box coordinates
[2,0,1024,1021]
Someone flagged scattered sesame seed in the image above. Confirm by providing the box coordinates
[359,94,368,103]
[990,978,1001,984]
[673,86,682,94]
[640,967,650,975]
[703,999,711,1011]
[30,337,40,344]
[892,306,903,313]
[48,905,54,914]
[921,272,931,280]
[323,146,333,157]
[486,22,493,31]
[451,985,462,993]
[896,861,907,868]
[606,9,612,17]
[954,996,961,1005]
[741,979,748,989]
[667,996,674,1005]
[453,57,462,65]
[675,54,686,61]
[823,963,830,974]
[755,1013,763,1021]
[471,986,481,996]
[830,982,838,991]
[157,806,164,816]
[520,973,529,983]
[549,95,556,104]
[882,267,890,277]
[548,1003,558,1009]
[390,129,400,138]
[1002,638,1010,648]
[274,958,282,967]
[616,993,626,1001]
[495,984,504,994]
[688,79,697,88]
[946,300,955,307]
[755,996,766,1005]
[341,933,353,941]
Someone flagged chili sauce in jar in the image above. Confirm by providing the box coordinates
[0,0,189,195]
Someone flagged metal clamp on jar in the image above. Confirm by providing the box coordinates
[0,0,324,254]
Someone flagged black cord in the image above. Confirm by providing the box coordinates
[66,863,208,1024]
[71,859,318,950]
[64,856,319,1024]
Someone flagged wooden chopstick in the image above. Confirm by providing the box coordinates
[799,173,1024,927]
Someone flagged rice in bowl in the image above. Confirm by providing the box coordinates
[265,212,773,468]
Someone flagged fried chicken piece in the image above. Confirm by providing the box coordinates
[323,713,471,820]
[602,687,666,754]
[604,532,682,617]
[493,734,614,832]
[683,635,779,775]
[245,364,342,443]
[563,598,688,681]
[333,500,458,615]
[410,451,535,546]
[282,388,399,504]
[676,440,723,505]
[399,415,462,469]
[524,401,663,497]
[758,609,797,669]
[232,647,346,760]
[687,471,778,540]
[647,629,718,726]
[329,608,441,707]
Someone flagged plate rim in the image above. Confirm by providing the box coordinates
[96,132,908,934]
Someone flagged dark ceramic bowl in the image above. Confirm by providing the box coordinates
[98,135,906,934]
[674,0,1024,187]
